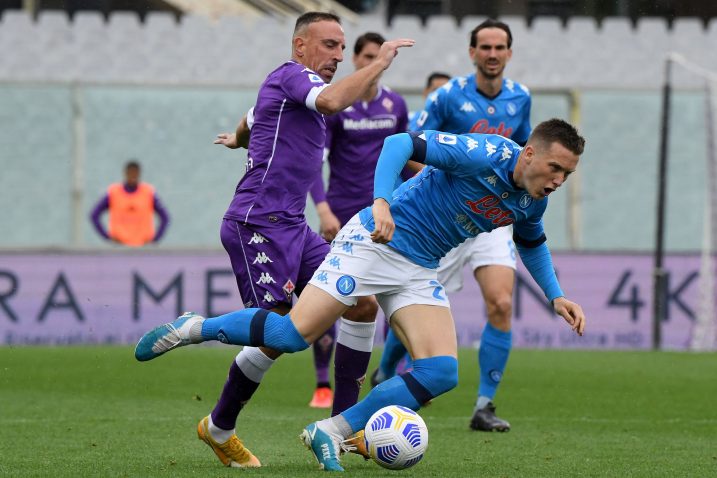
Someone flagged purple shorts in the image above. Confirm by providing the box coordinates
[220,218,330,309]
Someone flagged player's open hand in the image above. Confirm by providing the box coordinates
[553,297,586,336]
[371,198,395,244]
[214,132,239,149]
[376,39,415,69]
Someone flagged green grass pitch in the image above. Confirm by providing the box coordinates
[1,346,715,477]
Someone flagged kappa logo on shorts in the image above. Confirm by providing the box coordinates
[253,252,273,264]
[248,233,268,245]
[315,271,329,284]
[341,242,354,255]
[256,272,275,285]
[348,234,365,242]
[336,275,356,296]
[328,256,341,269]
[263,291,276,303]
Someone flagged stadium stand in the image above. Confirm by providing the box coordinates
[0,11,714,250]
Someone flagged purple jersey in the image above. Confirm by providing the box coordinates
[225,61,329,226]
[321,86,408,224]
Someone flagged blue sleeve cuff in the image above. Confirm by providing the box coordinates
[516,242,563,302]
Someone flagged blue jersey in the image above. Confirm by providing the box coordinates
[359,131,546,269]
[410,75,531,144]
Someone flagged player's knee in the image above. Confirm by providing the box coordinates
[486,294,513,323]
[409,356,459,399]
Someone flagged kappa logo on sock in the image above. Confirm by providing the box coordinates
[489,369,503,383]
[217,332,229,344]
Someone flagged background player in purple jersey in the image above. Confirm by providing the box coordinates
[306,31,410,412]
[199,12,413,469]
[373,19,530,433]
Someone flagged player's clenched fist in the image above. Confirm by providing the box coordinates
[371,198,395,244]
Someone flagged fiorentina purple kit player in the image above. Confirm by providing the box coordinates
[221,60,330,310]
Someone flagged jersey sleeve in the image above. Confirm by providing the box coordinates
[280,65,329,111]
[512,94,532,145]
[409,85,449,132]
[513,201,548,244]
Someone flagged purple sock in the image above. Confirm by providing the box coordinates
[210,361,260,430]
[331,342,372,416]
[312,324,336,387]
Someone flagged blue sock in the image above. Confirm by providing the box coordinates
[341,356,458,432]
[478,323,512,400]
[201,308,309,352]
[379,329,407,378]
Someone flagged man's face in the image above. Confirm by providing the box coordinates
[296,20,345,83]
[520,142,578,199]
[125,166,140,187]
[469,27,512,80]
[353,41,381,71]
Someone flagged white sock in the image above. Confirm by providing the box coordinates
[235,346,275,382]
[336,318,376,352]
[475,395,492,411]
[318,415,353,439]
[208,415,234,444]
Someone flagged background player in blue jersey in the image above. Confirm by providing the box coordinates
[135,119,587,471]
[307,31,410,412]
[374,18,530,432]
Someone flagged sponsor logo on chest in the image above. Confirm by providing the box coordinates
[465,195,514,227]
[343,116,397,131]
[470,119,514,138]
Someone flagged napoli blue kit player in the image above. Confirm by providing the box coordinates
[306,32,410,413]
[171,12,413,469]
[375,18,532,432]
[135,118,587,471]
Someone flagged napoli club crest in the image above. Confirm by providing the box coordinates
[519,194,533,208]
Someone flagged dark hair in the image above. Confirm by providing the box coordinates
[354,32,385,55]
[294,11,341,36]
[125,160,141,171]
[529,119,585,155]
[470,18,513,49]
[426,72,451,88]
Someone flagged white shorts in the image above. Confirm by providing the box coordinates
[309,215,450,319]
[437,226,516,293]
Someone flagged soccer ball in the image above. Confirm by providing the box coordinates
[364,405,429,470]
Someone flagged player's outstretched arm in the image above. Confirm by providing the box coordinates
[553,297,586,336]
[315,39,414,115]
[214,114,250,149]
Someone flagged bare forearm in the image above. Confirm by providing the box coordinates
[316,61,386,115]
[236,115,250,149]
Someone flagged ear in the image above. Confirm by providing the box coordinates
[468,45,476,64]
[523,144,535,163]
[506,48,513,62]
[293,36,305,58]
